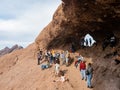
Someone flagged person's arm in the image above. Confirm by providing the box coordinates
[85,63,86,69]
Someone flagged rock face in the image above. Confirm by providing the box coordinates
[0,0,120,90]
[0,44,23,57]
[35,0,120,50]
[35,0,120,90]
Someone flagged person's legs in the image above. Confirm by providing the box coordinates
[50,58,53,64]
[66,58,69,66]
[45,56,48,61]
[87,75,89,87]
[55,68,59,75]
[87,74,92,87]
[75,63,78,68]
[83,70,87,80]
[63,58,66,64]
[61,58,64,65]
[52,57,55,64]
[87,75,90,87]
[38,58,40,65]
[80,70,84,80]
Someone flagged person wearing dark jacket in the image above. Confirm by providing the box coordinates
[37,52,42,65]
[86,63,93,88]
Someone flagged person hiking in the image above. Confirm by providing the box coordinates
[55,61,60,76]
[39,49,43,56]
[55,52,60,59]
[110,35,117,48]
[86,63,93,88]
[65,50,69,66]
[80,36,85,49]
[52,49,56,64]
[60,51,65,65]
[55,58,60,65]
[74,54,83,68]
[78,54,84,62]
[75,60,81,68]
[37,51,42,65]
[102,38,110,51]
[49,52,53,64]
[70,43,75,53]
[45,50,49,61]
[80,60,86,80]
[102,33,117,51]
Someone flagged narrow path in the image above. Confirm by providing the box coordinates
[61,63,92,90]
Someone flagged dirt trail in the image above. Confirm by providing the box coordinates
[59,55,92,90]
[0,46,93,90]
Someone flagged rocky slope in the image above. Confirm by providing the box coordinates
[0,0,120,90]
[36,0,120,50]
[35,0,120,90]
[0,43,93,90]
[0,44,23,57]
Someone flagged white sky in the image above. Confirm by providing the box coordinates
[0,0,61,49]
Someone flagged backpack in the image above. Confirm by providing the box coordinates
[86,70,90,75]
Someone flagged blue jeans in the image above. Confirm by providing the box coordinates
[87,74,92,87]
[49,56,53,64]
[80,70,86,80]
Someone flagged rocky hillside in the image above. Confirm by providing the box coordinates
[0,44,23,57]
[35,0,120,50]
[0,0,120,90]
[35,0,120,90]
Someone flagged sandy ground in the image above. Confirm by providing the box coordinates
[0,45,93,90]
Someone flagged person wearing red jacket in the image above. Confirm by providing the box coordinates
[80,60,86,80]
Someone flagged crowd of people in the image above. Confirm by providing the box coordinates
[37,48,94,88]
[37,49,72,75]
[74,54,93,88]
[36,33,119,88]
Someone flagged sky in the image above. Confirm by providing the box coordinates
[0,0,61,50]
